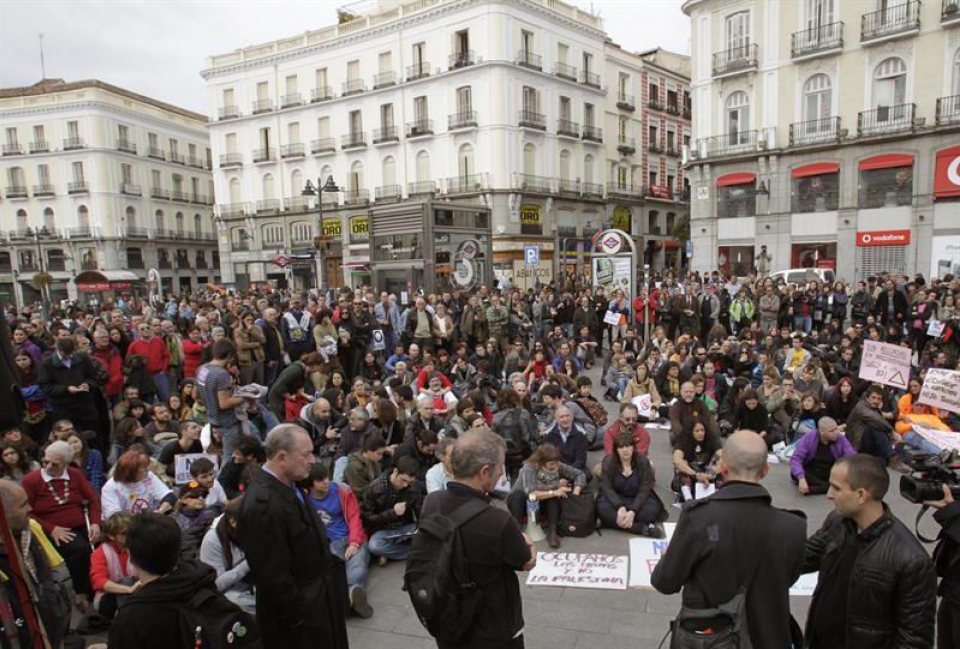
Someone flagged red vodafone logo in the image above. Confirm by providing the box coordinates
[935,145,960,198]
[856,230,911,247]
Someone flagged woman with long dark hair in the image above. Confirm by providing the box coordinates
[199,498,255,615]
[598,432,666,537]
[824,376,857,425]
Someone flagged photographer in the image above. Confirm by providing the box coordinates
[922,485,960,648]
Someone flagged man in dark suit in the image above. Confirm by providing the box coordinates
[652,430,807,649]
[36,336,106,433]
[238,424,349,649]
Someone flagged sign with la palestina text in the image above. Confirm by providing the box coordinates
[526,552,628,591]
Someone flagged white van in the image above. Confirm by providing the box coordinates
[768,268,836,285]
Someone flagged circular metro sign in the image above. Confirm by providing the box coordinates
[273,254,291,268]
[599,233,623,255]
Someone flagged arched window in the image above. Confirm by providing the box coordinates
[228,177,241,204]
[290,169,303,197]
[458,144,474,178]
[125,206,136,229]
[262,173,275,200]
[415,151,430,182]
[726,91,750,144]
[382,156,396,187]
[155,210,165,232]
[194,214,202,236]
[16,209,27,231]
[803,74,832,123]
[175,212,184,235]
[348,161,364,193]
[77,205,89,229]
[261,223,284,246]
[584,154,595,184]
[43,208,54,231]
[952,49,960,96]
[523,143,536,175]
[873,57,906,108]
[559,150,572,180]
[320,165,334,185]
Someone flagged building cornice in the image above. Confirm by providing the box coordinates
[0,101,209,139]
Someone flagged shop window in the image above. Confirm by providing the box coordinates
[717,184,757,218]
[0,252,11,273]
[792,172,839,212]
[859,166,912,209]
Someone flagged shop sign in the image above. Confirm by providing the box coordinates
[612,206,631,233]
[349,215,369,241]
[520,204,542,235]
[321,218,342,238]
[511,260,553,292]
[856,230,911,247]
[76,282,132,291]
[934,145,960,199]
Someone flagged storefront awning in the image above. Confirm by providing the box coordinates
[74,269,142,292]
[792,162,840,178]
[859,154,914,171]
[716,172,756,187]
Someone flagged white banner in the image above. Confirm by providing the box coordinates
[927,319,946,338]
[174,453,220,485]
[631,394,654,419]
[526,552,628,590]
[912,424,960,452]
[919,368,960,414]
[858,339,911,390]
[603,310,623,326]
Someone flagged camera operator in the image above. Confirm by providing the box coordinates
[923,484,960,648]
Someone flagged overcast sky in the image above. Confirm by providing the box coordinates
[0,0,689,113]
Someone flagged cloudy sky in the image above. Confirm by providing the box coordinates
[0,0,689,113]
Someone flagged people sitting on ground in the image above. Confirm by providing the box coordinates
[790,391,829,445]
[619,363,663,418]
[156,420,204,479]
[102,450,176,518]
[342,432,387,496]
[171,480,217,560]
[598,432,667,538]
[142,403,180,446]
[896,376,950,454]
[305,464,373,618]
[602,403,652,460]
[0,442,38,484]
[492,388,537,479]
[89,512,137,619]
[506,444,587,549]
[425,437,456,494]
[199,497,255,615]
[542,405,589,472]
[360,456,422,563]
[671,421,723,501]
[188,456,228,510]
[733,388,783,450]
[220,434,264,499]
[844,385,910,474]
[333,408,378,482]
[669,381,721,447]
[67,432,105,492]
[790,416,856,496]
[109,417,159,465]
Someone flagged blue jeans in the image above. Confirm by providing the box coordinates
[329,537,370,589]
[151,372,171,402]
[368,522,417,561]
[217,424,242,477]
[904,430,941,456]
[793,316,812,334]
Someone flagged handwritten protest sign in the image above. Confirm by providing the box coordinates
[628,523,818,596]
[859,339,911,390]
[912,424,960,452]
[174,453,220,485]
[603,310,623,326]
[526,552,628,591]
[928,319,946,338]
[919,368,960,415]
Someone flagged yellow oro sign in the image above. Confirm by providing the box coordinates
[612,206,631,232]
[520,205,541,225]
[321,218,342,237]
[350,215,369,240]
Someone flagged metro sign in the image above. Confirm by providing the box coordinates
[934,145,960,199]
[856,230,911,247]
[273,253,291,268]
[600,234,623,255]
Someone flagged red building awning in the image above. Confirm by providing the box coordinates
[716,172,756,187]
[792,162,840,178]
[859,154,914,171]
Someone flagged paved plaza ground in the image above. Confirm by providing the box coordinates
[346,363,929,649]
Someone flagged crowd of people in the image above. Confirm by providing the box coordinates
[0,264,958,648]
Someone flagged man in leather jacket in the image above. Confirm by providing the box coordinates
[803,454,935,649]
[921,485,960,649]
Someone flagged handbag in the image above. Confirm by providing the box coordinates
[669,512,772,649]
[558,495,597,538]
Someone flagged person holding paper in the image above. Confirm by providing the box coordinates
[597,432,666,538]
[360,456,423,562]
[671,420,723,501]
[620,363,663,416]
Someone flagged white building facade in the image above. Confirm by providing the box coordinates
[0,79,219,306]
[682,0,960,281]
[203,0,690,292]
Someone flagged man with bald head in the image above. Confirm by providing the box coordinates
[652,431,807,648]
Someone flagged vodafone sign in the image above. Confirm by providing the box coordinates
[935,146,960,199]
[856,230,912,247]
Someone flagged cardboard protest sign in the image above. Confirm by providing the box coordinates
[631,394,654,419]
[919,368,960,415]
[603,310,623,326]
[928,319,946,338]
[526,552,628,591]
[174,453,220,485]
[912,424,960,452]
[859,340,911,390]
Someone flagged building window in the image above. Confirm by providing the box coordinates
[718,183,757,218]
[616,166,628,188]
[792,171,840,212]
[458,144,474,178]
[522,87,539,113]
[726,91,751,144]
[127,248,144,269]
[155,210,165,231]
[725,10,751,51]
[456,86,472,114]
[16,209,27,231]
[859,165,912,209]
[583,154,594,184]
[953,49,960,95]
[523,144,536,175]
[78,205,89,229]
[43,208,55,231]
[415,151,431,182]
[873,57,906,108]
[805,0,836,29]
[262,224,284,245]
[803,74,833,124]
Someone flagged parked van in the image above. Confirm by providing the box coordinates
[768,268,836,285]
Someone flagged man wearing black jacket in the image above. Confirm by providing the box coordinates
[36,337,105,433]
[924,485,960,649]
[874,278,909,327]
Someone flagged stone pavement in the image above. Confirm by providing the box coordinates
[346,362,928,649]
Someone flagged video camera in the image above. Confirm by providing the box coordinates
[899,449,960,504]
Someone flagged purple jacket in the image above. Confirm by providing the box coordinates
[790,429,856,482]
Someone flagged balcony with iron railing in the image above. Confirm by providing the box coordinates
[171,190,190,202]
[606,183,643,200]
[252,98,274,114]
[582,125,603,143]
[446,174,483,194]
[581,70,601,88]
[252,148,276,163]
[70,226,95,239]
[191,193,209,204]
[558,178,579,196]
[285,197,310,212]
[519,110,546,130]
[311,87,333,103]
[29,141,49,154]
[615,93,635,112]
[256,199,281,214]
[862,1,920,42]
[116,139,137,154]
[858,103,915,136]
[553,62,578,81]
[2,143,22,156]
[219,203,246,218]
[343,188,370,206]
[373,71,397,89]
[790,116,842,146]
[6,186,27,199]
[158,258,173,269]
[700,130,760,156]
[311,138,336,154]
[937,95,960,124]
[342,79,366,96]
[515,174,553,193]
[712,43,759,77]
[121,183,142,196]
[515,50,542,70]
[281,143,305,158]
[341,132,367,149]
[63,137,85,150]
[407,61,431,81]
[945,0,960,23]
[406,119,434,137]
[220,153,242,167]
[647,98,664,111]
[683,107,692,119]
[581,182,604,199]
[219,105,240,120]
[148,146,166,160]
[666,145,681,157]
[374,126,400,143]
[188,155,205,169]
[151,186,170,200]
[618,137,637,154]
[666,103,681,116]
[648,142,663,154]
[281,92,303,108]
[792,21,844,58]
[375,185,401,202]
[449,50,476,70]
[408,181,437,196]
[68,181,88,194]
[557,119,579,138]
[170,152,185,165]
[448,111,478,130]
[32,184,55,197]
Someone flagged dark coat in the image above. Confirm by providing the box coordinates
[360,472,422,534]
[238,468,349,649]
[542,423,589,471]
[651,482,807,649]
[874,289,909,325]
[804,507,936,649]
[36,351,106,410]
[934,500,960,605]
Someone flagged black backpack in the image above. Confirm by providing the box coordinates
[168,587,261,649]
[558,495,597,537]
[403,498,489,644]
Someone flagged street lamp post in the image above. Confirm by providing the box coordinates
[302,176,340,291]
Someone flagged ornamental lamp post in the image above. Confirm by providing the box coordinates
[302,177,340,290]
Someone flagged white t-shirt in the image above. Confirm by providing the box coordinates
[101,473,173,518]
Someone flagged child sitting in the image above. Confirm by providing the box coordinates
[172,481,218,559]
[89,512,137,618]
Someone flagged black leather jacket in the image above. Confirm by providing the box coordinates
[804,507,936,649]
[934,500,960,606]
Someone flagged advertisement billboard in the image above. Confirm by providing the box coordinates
[931,235,960,279]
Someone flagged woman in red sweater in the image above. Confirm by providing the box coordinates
[22,440,101,609]
[181,326,206,380]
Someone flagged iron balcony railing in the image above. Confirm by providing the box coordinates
[376,185,401,201]
[68,181,89,194]
[373,126,400,143]
[407,61,431,81]
[219,203,246,218]
[116,139,137,154]
[70,227,94,239]
[6,185,28,198]
[937,95,960,124]
[342,79,366,95]
[188,155,205,169]
[449,50,476,69]
[252,99,274,114]
[582,125,603,142]
[148,146,166,160]
[618,137,637,154]
[170,152,185,165]
[448,111,478,129]
[648,98,664,111]
[252,148,276,163]
[581,70,601,88]
[220,153,242,167]
[2,143,22,155]
[557,119,579,137]
[606,183,643,199]
[341,132,367,149]
[554,62,578,81]
[256,199,280,214]
[311,87,333,103]
[648,142,664,154]
[519,110,546,130]
[861,1,921,41]
[515,174,552,193]
[311,138,336,154]
[447,174,483,194]
[151,187,170,200]
[219,105,240,120]
[29,141,49,153]
[343,189,370,205]
[121,183,142,196]
[171,190,190,202]
[373,71,396,89]
[789,116,841,145]
[408,181,436,196]
[63,137,85,150]
[406,119,434,137]
[281,93,303,108]
[858,103,915,136]
[712,43,759,76]
[280,143,305,158]
[126,227,150,238]
[515,50,542,70]
[285,197,310,212]
[702,130,759,156]
[617,94,636,111]
[791,22,844,58]
[558,178,579,196]
[581,182,603,198]
[32,184,55,196]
